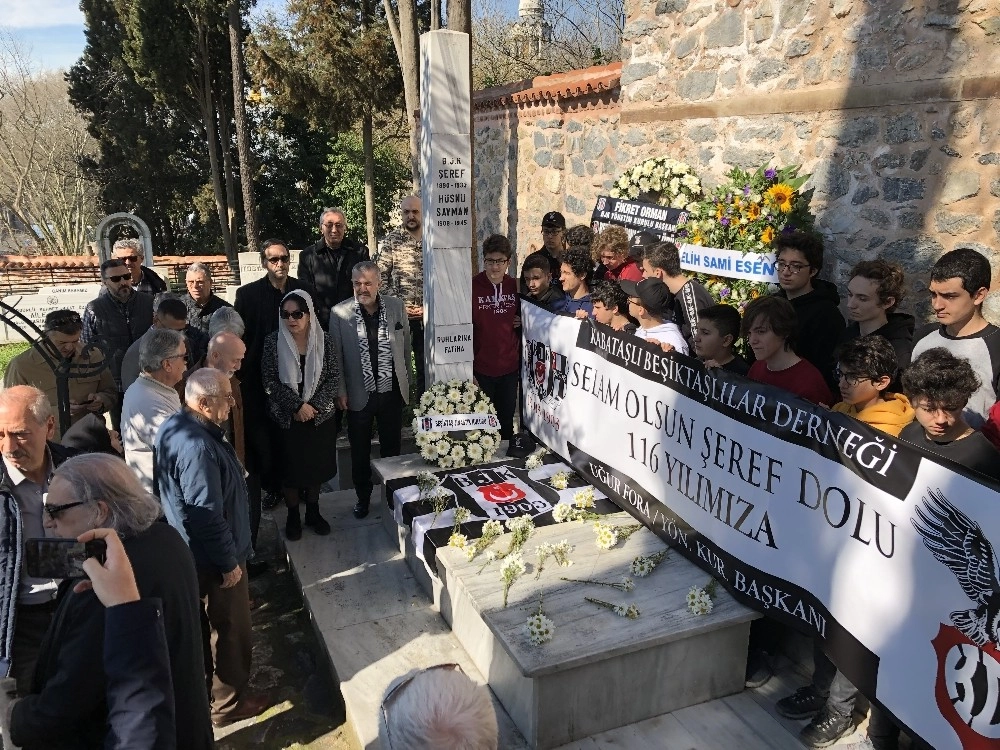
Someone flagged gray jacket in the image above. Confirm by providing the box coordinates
[329,295,411,411]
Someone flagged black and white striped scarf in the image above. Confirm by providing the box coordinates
[356,299,393,394]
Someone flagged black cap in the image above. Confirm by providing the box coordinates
[507,431,537,458]
[620,277,672,315]
[629,230,660,260]
[541,211,566,230]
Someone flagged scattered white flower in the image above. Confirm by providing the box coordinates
[454,507,471,525]
[482,520,503,537]
[629,549,669,577]
[553,504,574,523]
[549,471,570,491]
[499,552,527,607]
[572,487,596,509]
[593,521,619,550]
[448,533,468,549]
[525,612,555,646]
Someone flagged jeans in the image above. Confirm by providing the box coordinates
[346,387,404,504]
[475,370,519,441]
[812,641,858,717]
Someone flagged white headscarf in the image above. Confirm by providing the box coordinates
[277,289,324,403]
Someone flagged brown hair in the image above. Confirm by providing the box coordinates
[741,295,799,348]
[591,225,629,264]
[848,259,906,312]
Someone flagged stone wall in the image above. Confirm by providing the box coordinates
[473,0,1000,314]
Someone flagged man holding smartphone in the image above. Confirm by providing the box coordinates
[0,386,78,693]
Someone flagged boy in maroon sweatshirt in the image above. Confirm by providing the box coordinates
[472,234,521,440]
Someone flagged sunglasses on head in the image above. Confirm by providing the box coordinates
[105,273,131,283]
[280,309,308,320]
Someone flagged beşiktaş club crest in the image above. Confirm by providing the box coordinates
[450,465,553,520]
[912,489,1000,747]
[524,339,568,406]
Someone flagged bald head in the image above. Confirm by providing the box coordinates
[207,332,246,377]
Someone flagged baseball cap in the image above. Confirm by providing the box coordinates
[541,211,566,230]
[620,277,672,315]
[629,230,660,260]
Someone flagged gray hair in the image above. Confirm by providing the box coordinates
[208,307,245,338]
[319,207,346,226]
[0,385,52,424]
[352,261,380,278]
[113,238,142,253]
[186,262,212,279]
[139,329,185,374]
[185,367,226,405]
[54,453,160,538]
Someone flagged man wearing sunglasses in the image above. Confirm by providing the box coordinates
[82,259,154,431]
[0,386,80,695]
[235,239,316,561]
[4,310,116,439]
[111,238,166,296]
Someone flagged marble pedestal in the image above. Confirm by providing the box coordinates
[436,517,760,749]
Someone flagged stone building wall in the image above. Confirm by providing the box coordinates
[473,0,1000,314]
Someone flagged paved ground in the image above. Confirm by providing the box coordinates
[214,509,355,750]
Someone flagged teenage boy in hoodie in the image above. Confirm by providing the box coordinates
[910,247,1000,429]
[472,235,521,440]
[559,247,594,318]
[620,278,688,354]
[773,231,845,392]
[522,252,568,314]
[840,260,913,371]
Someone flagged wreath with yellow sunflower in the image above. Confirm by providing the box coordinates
[676,165,815,311]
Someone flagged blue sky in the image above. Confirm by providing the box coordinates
[1,0,85,71]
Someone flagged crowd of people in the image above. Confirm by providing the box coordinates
[0,196,996,749]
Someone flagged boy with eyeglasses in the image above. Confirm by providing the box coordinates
[473,235,520,440]
[772,231,845,392]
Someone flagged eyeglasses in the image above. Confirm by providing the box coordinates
[209,393,236,404]
[381,663,462,749]
[484,258,508,266]
[43,500,87,519]
[835,367,868,386]
[775,261,809,274]
[266,255,290,265]
[322,222,345,230]
[121,256,140,263]
[164,352,187,363]
[280,310,308,320]
[105,273,131,283]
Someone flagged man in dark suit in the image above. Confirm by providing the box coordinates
[299,208,370,331]
[329,261,411,519]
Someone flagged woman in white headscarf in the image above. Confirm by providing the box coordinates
[261,290,340,540]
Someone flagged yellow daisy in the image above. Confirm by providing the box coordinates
[766,183,795,213]
[761,226,775,245]
[745,203,761,220]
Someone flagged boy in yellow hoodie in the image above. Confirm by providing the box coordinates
[774,334,914,748]
[831,334,914,436]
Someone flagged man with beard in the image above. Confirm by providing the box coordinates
[376,195,425,397]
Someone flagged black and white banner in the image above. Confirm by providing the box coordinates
[522,301,1000,750]
[590,195,686,237]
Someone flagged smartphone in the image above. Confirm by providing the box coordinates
[24,538,108,579]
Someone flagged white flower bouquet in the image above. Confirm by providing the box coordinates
[413,380,500,469]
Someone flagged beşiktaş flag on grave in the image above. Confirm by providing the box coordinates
[386,457,614,576]
[521,299,1000,750]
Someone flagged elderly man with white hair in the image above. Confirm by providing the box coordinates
[184,262,233,335]
[154,368,269,726]
[121,328,186,495]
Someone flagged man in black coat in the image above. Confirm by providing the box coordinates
[0,386,79,695]
[235,239,315,559]
[81,258,154,430]
[298,207,370,331]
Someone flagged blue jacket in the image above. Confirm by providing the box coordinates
[155,408,252,573]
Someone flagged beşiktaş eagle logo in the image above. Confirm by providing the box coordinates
[912,489,1000,746]
[524,339,568,405]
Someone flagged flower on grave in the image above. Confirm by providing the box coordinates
[552,503,575,523]
[435,440,450,457]
[534,540,574,578]
[413,381,500,469]
[427,486,452,521]
[465,519,505,562]
[629,549,669,578]
[525,609,555,646]
[524,448,547,470]
[593,522,619,550]
[450,444,467,462]
[585,596,640,619]
[549,471,571,490]
[466,444,484,463]
[506,516,535,548]
[560,575,634,592]
[448,532,468,550]
[453,506,471,527]
[500,552,526,607]
[687,578,719,616]
[572,487,596,509]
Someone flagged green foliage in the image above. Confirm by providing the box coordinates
[318,131,410,242]
[0,344,30,379]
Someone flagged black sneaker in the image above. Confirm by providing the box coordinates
[775,684,827,720]
[262,490,280,511]
[285,508,302,541]
[744,649,773,688]
[353,501,370,519]
[800,707,853,748]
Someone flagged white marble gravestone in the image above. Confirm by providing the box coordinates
[420,30,474,385]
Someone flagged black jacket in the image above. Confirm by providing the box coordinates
[0,442,78,677]
[840,312,915,369]
[10,522,212,750]
[778,279,845,391]
[298,238,370,331]
[81,291,154,390]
